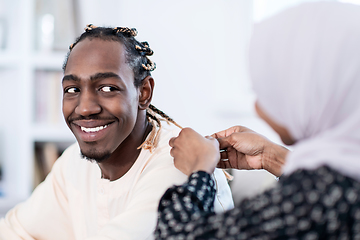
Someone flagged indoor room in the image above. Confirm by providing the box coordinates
[0,0,359,238]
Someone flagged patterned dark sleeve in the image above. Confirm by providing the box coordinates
[155,171,217,239]
[155,166,360,240]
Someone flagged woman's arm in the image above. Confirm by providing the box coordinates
[155,171,217,239]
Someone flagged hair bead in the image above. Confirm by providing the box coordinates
[129,28,138,37]
[84,24,98,32]
[113,27,138,37]
[142,61,156,71]
[141,41,149,48]
[87,24,98,29]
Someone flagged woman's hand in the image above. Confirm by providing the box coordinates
[169,128,220,176]
[213,125,288,177]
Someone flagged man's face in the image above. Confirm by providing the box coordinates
[62,38,140,162]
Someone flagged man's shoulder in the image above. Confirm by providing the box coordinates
[156,122,181,149]
[135,123,185,181]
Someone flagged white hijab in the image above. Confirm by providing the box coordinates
[249,1,360,181]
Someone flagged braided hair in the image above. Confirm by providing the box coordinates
[63,24,181,152]
[63,24,155,85]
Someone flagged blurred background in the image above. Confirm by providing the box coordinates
[0,0,358,216]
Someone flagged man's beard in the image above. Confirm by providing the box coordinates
[80,150,111,163]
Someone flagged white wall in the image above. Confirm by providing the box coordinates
[74,0,334,135]
[75,0,255,135]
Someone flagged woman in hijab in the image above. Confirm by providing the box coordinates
[155,2,360,239]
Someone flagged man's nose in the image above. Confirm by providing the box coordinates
[75,91,101,116]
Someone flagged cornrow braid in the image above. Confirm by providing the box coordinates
[141,104,233,181]
[63,24,156,84]
[135,42,154,56]
[142,61,156,71]
[84,23,98,32]
[148,104,181,128]
[138,104,182,153]
[111,26,155,72]
[113,27,138,37]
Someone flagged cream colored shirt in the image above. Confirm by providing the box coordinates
[0,123,233,240]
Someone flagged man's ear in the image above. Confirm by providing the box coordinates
[138,76,154,110]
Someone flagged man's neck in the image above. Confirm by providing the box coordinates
[98,117,152,181]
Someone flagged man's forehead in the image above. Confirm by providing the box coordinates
[68,39,126,62]
[62,72,122,83]
[65,39,128,72]
[64,39,135,85]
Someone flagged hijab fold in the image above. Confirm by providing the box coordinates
[249,2,360,181]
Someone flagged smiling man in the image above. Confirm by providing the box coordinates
[0,25,233,240]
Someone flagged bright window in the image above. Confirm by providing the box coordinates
[339,0,360,4]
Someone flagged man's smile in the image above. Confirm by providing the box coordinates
[71,120,116,143]
[81,125,108,133]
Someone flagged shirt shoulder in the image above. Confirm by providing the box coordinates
[136,122,186,183]
[156,122,181,151]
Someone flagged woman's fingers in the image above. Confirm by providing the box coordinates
[169,137,176,147]
[213,125,252,139]
[220,150,228,160]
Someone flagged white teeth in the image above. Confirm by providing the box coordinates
[81,125,108,133]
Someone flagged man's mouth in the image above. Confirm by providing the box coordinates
[70,120,115,143]
[80,124,109,133]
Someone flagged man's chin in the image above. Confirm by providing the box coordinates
[80,151,111,163]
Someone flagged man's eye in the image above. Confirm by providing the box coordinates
[65,87,79,93]
[100,86,117,92]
